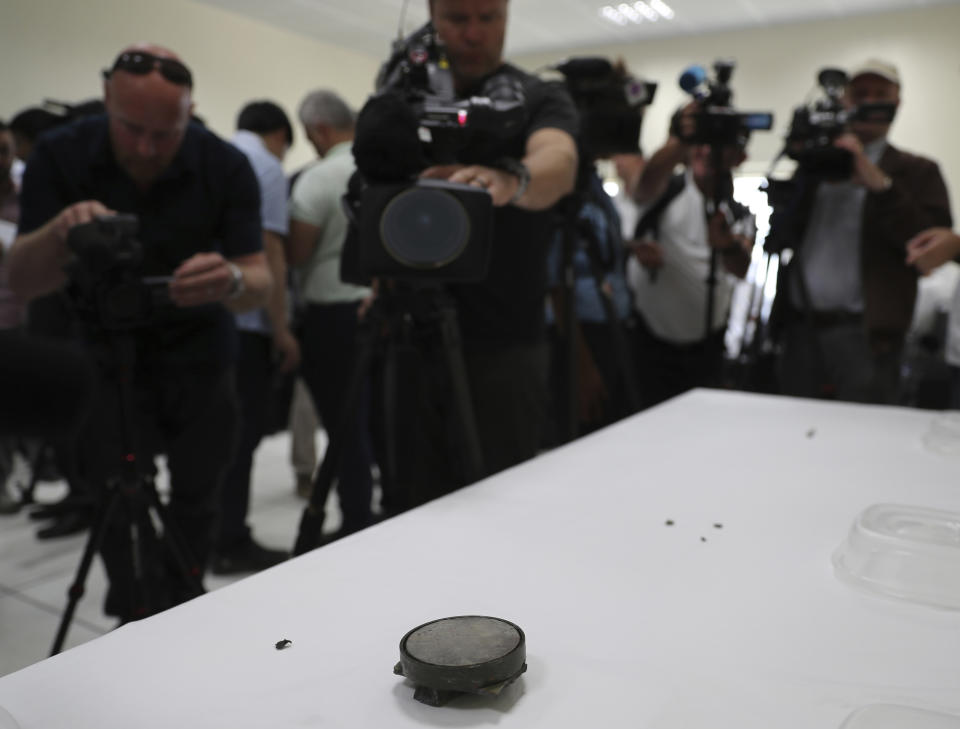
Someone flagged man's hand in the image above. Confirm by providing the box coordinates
[670,100,700,143]
[169,252,235,307]
[51,201,117,243]
[272,327,301,373]
[707,210,736,251]
[629,238,665,272]
[834,133,891,192]
[8,200,116,300]
[357,286,377,322]
[906,227,960,276]
[421,164,516,207]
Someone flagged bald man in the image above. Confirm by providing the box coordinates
[8,45,271,622]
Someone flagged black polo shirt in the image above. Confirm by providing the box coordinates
[18,115,262,371]
[446,64,579,348]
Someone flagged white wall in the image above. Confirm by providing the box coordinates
[0,0,382,171]
[512,4,960,222]
[4,1,959,219]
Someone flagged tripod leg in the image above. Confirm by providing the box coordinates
[143,479,205,599]
[381,335,400,504]
[51,484,120,656]
[579,225,641,414]
[437,305,484,484]
[293,315,379,556]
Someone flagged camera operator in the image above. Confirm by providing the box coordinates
[775,59,952,404]
[7,44,271,621]
[399,0,579,502]
[626,102,754,408]
[288,89,376,538]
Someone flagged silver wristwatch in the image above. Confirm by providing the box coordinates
[496,157,531,204]
[226,262,245,299]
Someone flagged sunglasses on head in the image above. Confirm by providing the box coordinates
[102,51,193,88]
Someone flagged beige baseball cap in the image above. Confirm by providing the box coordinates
[849,58,901,85]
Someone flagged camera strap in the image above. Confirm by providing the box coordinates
[632,173,686,241]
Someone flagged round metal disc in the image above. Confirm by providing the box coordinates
[404,616,521,667]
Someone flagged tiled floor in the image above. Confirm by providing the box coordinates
[0,429,333,678]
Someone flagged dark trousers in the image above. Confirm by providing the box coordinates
[778,320,902,404]
[216,331,272,552]
[79,364,238,620]
[299,301,373,533]
[634,315,726,409]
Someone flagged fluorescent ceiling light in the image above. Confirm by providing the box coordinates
[600,1,674,25]
[649,0,675,19]
[600,5,629,25]
[633,1,659,22]
[618,3,643,22]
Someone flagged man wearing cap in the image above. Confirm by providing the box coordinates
[775,59,952,403]
[8,44,271,621]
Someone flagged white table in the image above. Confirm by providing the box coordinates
[1,390,958,728]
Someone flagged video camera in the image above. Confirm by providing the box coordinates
[344,21,528,284]
[375,21,526,158]
[674,60,773,146]
[65,214,170,330]
[553,57,656,158]
[783,68,897,180]
[761,67,899,254]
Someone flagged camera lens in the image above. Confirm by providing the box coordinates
[380,187,471,268]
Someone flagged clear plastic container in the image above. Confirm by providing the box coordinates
[832,503,960,610]
[840,704,960,729]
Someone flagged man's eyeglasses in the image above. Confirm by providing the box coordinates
[102,51,193,88]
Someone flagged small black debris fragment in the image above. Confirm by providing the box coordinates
[665,519,675,526]
[275,639,292,650]
[806,429,816,438]
[713,523,723,529]
[700,536,707,542]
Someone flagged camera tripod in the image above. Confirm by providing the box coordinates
[745,170,837,399]
[293,284,484,555]
[554,185,640,443]
[51,329,204,655]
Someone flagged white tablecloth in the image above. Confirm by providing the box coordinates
[1,390,958,728]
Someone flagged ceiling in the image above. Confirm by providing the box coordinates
[192,0,950,59]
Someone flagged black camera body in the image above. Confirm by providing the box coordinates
[376,22,526,158]
[66,214,170,330]
[345,21,529,284]
[784,68,897,180]
[355,179,493,282]
[676,60,773,146]
[555,57,657,158]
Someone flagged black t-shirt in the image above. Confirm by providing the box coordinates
[447,64,579,347]
[18,115,262,371]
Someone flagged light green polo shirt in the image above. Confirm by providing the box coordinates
[290,141,370,303]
